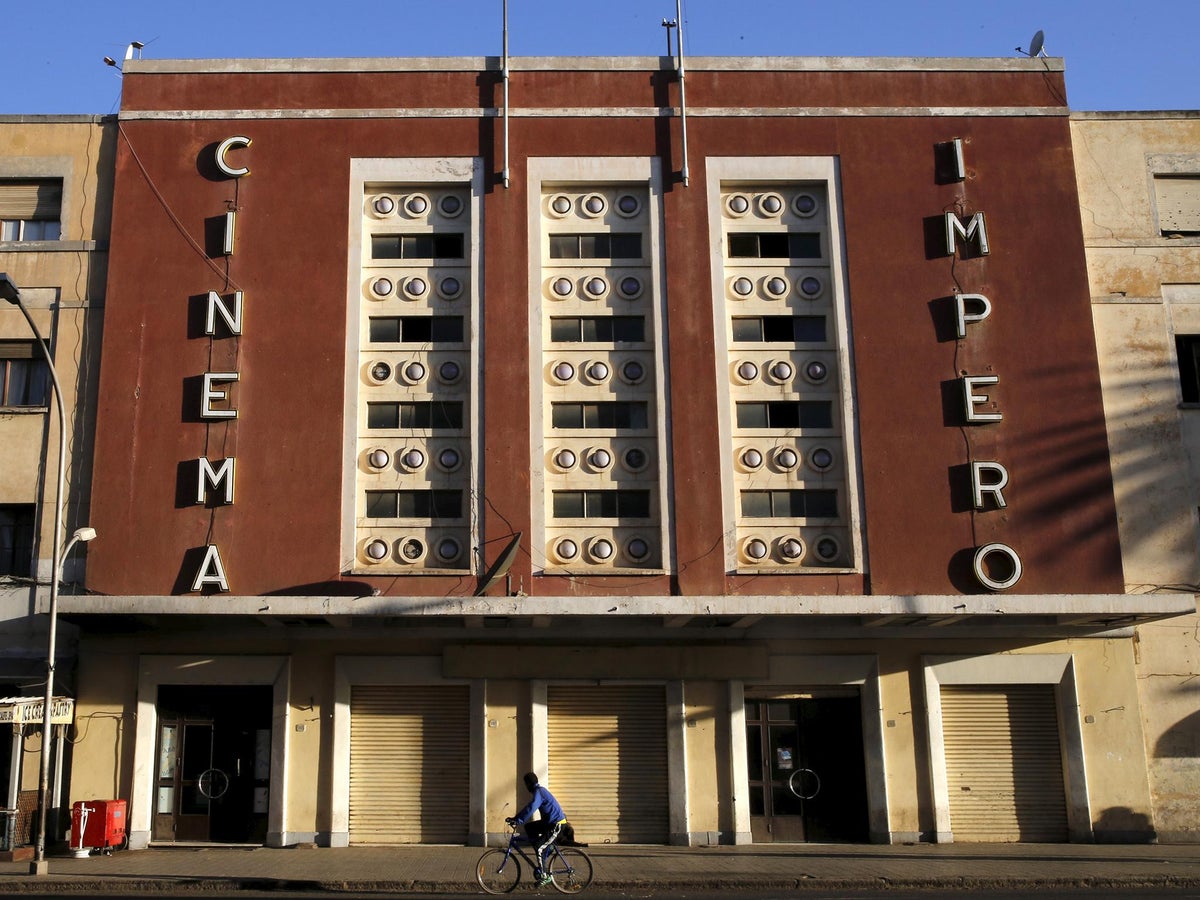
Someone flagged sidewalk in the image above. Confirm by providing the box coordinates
[3,841,1200,893]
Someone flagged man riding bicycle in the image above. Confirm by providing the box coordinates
[506,772,566,887]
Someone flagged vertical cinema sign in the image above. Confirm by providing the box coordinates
[942,138,1022,592]
[189,136,250,592]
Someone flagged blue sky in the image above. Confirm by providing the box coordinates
[7,0,1197,114]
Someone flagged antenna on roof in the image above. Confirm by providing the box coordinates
[125,41,145,61]
[1016,29,1046,57]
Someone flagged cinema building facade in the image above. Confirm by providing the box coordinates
[62,54,1191,848]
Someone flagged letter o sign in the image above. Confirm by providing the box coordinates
[215,135,252,178]
[973,542,1022,591]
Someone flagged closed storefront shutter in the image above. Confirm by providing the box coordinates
[547,684,668,844]
[349,684,469,844]
[941,684,1068,842]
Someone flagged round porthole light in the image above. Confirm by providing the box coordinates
[438,194,464,217]
[404,193,430,216]
[586,361,610,383]
[373,196,396,215]
[556,538,578,561]
[549,194,572,217]
[764,276,789,299]
[439,361,463,384]
[399,537,426,563]
[809,447,835,472]
[615,194,641,217]
[367,448,391,469]
[554,449,577,470]
[435,537,461,564]
[779,537,805,562]
[757,192,785,216]
[365,539,389,561]
[740,448,764,470]
[402,361,427,384]
[438,276,463,300]
[799,275,823,299]
[551,277,574,298]
[617,276,643,299]
[793,192,820,217]
[804,360,829,384]
[581,193,607,217]
[743,538,769,562]
[403,276,428,300]
[769,360,794,382]
[369,361,392,383]
[588,538,615,561]
[584,276,608,299]
[623,447,649,472]
[620,360,646,384]
[815,535,841,562]
[725,193,751,217]
[402,448,426,470]
[437,448,462,471]
[625,537,651,563]
[370,277,393,298]
[589,448,613,469]
[735,361,760,383]
[552,361,575,383]
[775,447,800,470]
[731,277,754,298]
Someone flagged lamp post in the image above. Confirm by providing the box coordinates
[0,273,92,875]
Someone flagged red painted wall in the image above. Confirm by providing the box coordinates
[87,62,1122,597]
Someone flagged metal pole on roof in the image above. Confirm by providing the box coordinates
[675,0,690,187]
[502,0,511,189]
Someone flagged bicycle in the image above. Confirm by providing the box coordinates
[476,821,594,894]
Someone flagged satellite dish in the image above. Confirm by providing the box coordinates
[474,532,523,596]
[1028,30,1045,57]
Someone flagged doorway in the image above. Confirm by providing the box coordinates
[153,685,272,844]
[745,691,869,842]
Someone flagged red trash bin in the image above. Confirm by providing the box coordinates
[70,800,127,855]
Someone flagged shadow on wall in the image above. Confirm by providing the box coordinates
[1154,707,1200,758]
[1093,806,1157,844]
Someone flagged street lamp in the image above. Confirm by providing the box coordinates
[0,273,91,875]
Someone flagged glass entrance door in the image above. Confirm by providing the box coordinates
[745,693,869,842]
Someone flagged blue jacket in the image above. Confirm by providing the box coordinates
[514,785,565,825]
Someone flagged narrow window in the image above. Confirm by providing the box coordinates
[1177,335,1200,403]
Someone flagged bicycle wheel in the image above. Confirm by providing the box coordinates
[549,847,593,894]
[476,848,521,894]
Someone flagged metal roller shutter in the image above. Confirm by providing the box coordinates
[547,684,668,844]
[941,684,1068,842]
[0,180,62,219]
[349,684,470,844]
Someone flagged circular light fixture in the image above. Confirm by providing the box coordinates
[779,537,805,562]
[548,194,572,217]
[365,539,389,561]
[743,538,769,562]
[814,534,840,562]
[438,360,463,384]
[725,193,751,217]
[551,277,574,298]
[804,360,829,384]
[584,276,608,299]
[740,447,764,470]
[769,360,794,382]
[809,446,835,472]
[793,192,820,218]
[437,447,462,471]
[402,361,427,384]
[438,276,464,300]
[554,448,578,470]
[581,193,607,217]
[588,448,613,469]
[731,277,754,298]
[615,194,641,217]
[799,275,823,299]
[625,537,651,563]
[620,360,646,384]
[764,276,789,299]
[370,277,393,298]
[399,537,426,563]
[402,276,428,300]
[367,448,391,469]
[774,447,800,470]
[588,538,615,561]
[617,276,643,300]
[404,193,431,216]
[435,537,461,564]
[551,361,576,383]
[555,538,579,561]
[622,446,649,472]
[757,192,785,216]
[401,448,426,470]
[585,361,610,383]
[735,360,760,383]
[373,196,396,216]
[369,361,392,383]
[438,194,464,218]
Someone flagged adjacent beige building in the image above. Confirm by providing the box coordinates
[1075,110,1200,842]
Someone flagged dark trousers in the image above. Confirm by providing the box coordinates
[525,819,565,870]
